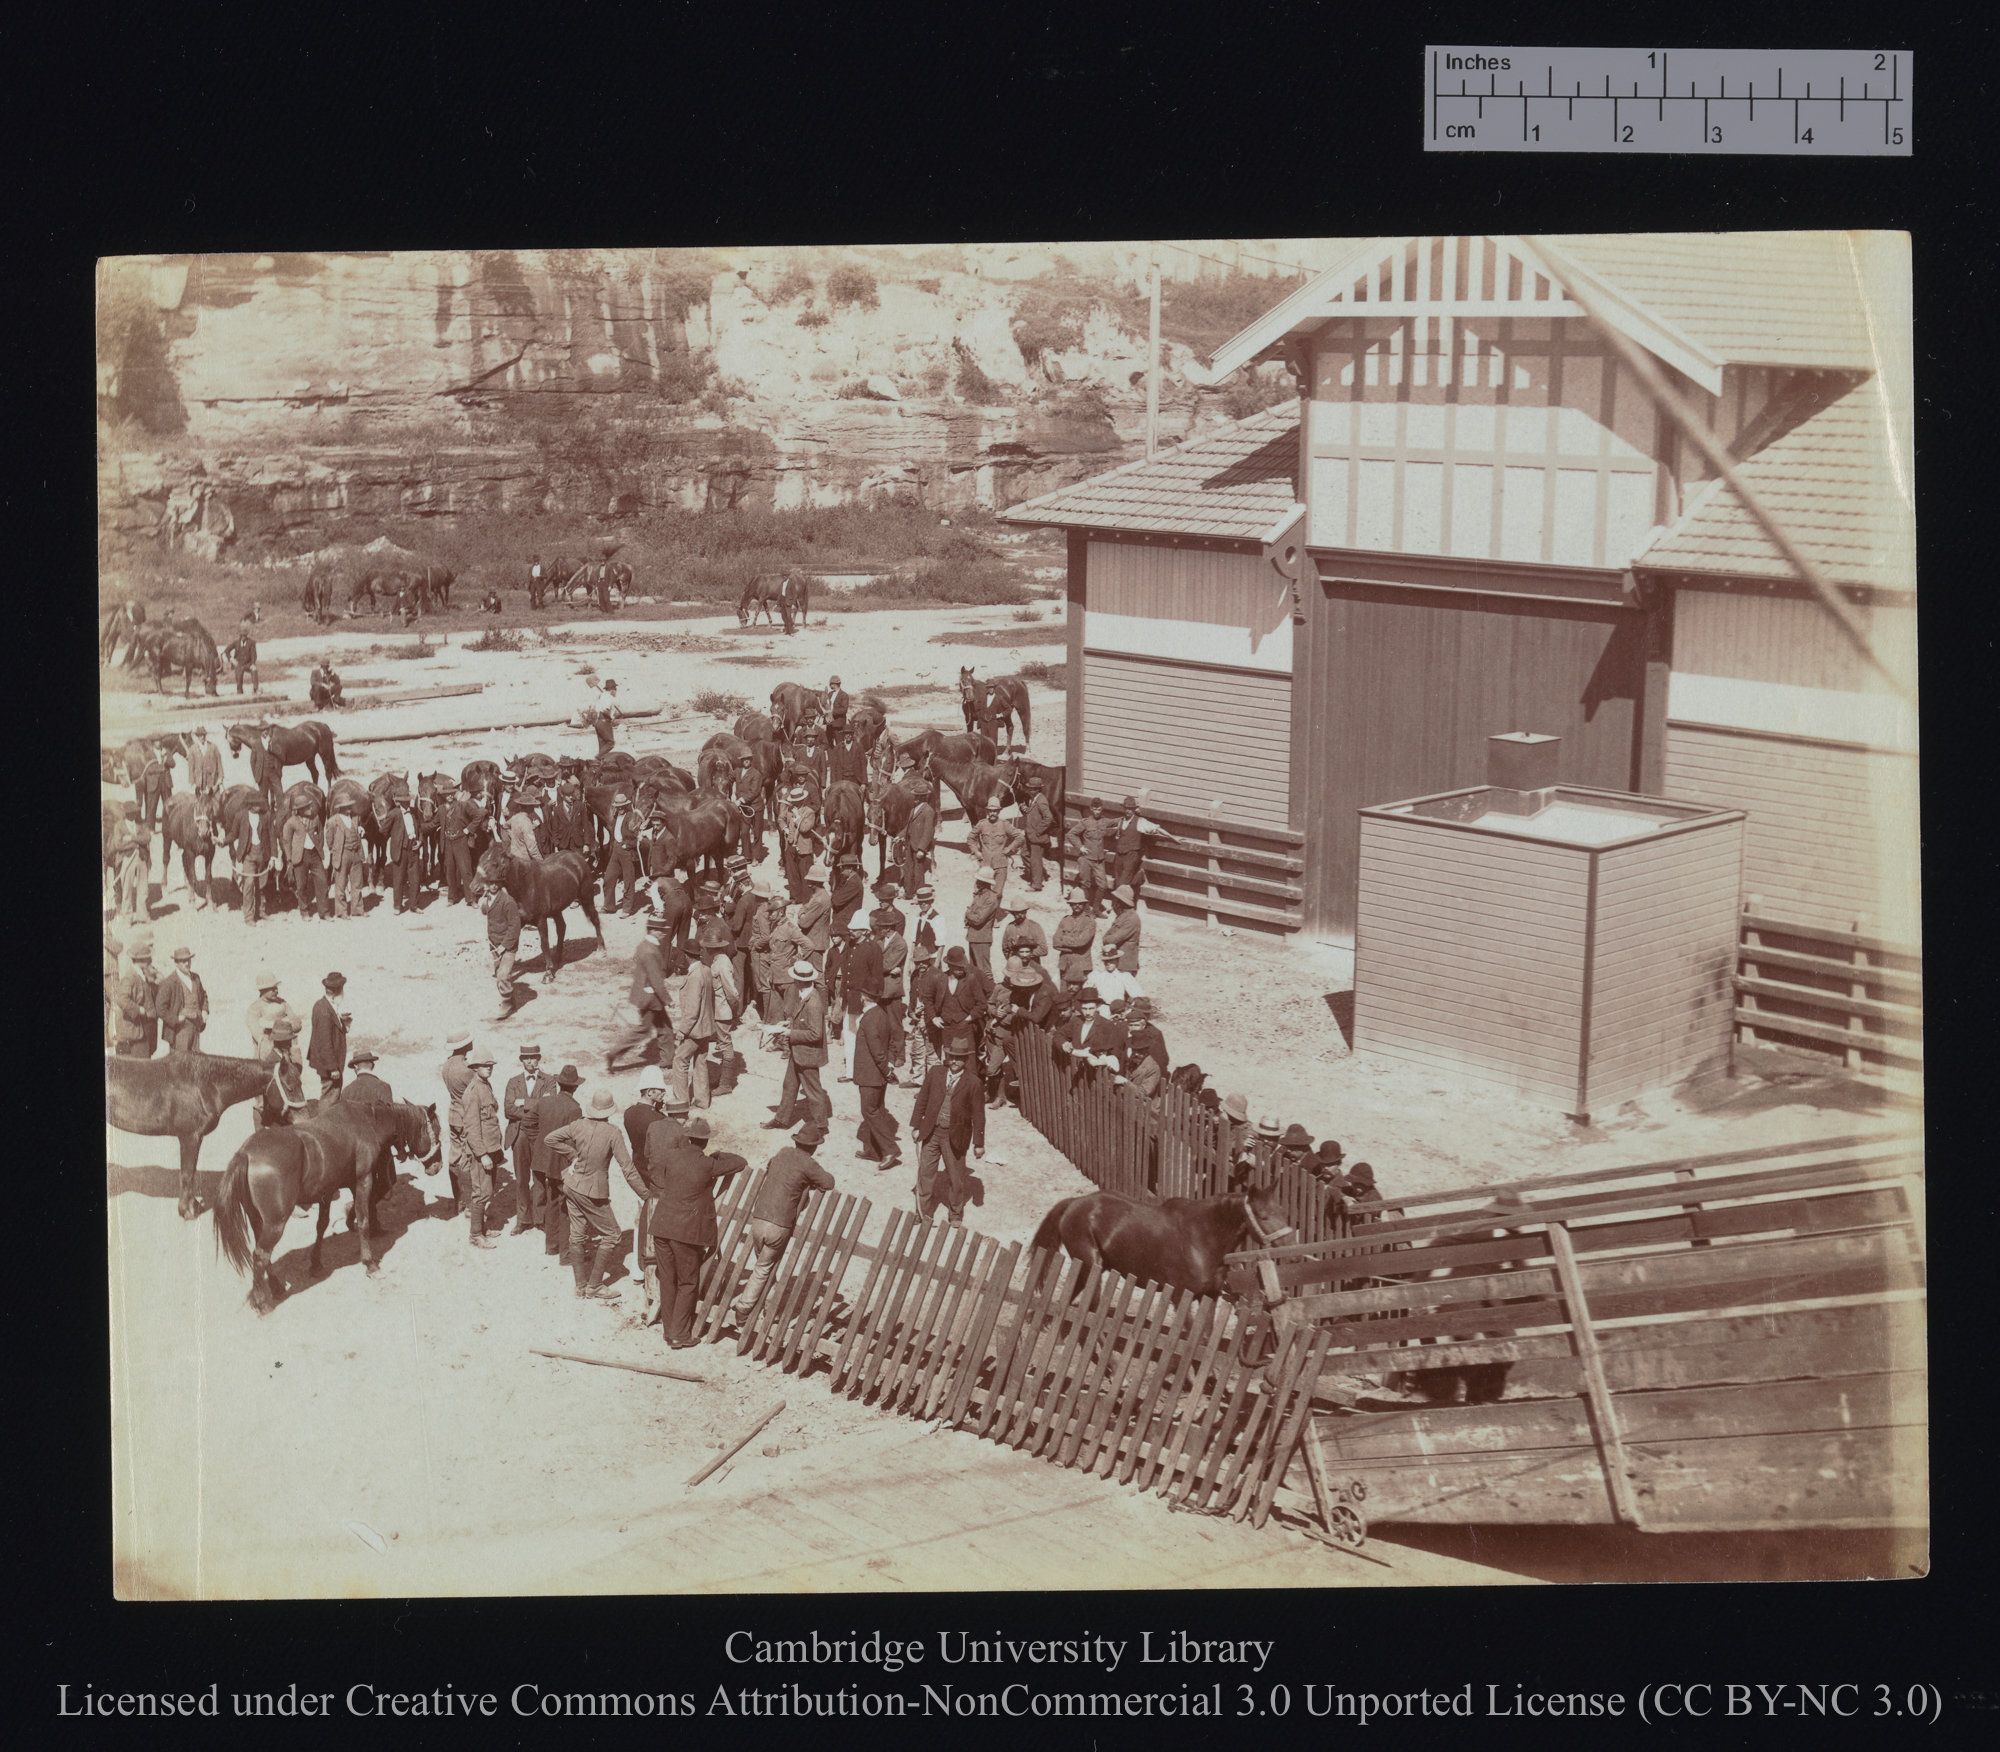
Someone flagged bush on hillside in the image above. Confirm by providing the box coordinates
[826,265,880,310]
[849,557,1029,607]
[772,264,814,303]
[796,309,829,328]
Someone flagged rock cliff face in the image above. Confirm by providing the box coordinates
[95,247,1286,564]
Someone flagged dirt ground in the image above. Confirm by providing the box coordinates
[102,599,1918,1597]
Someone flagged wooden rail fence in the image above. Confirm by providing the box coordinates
[1061,796,1305,935]
[1735,909,1922,1079]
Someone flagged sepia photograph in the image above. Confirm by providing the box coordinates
[98,233,1923,1600]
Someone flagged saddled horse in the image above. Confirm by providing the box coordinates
[107,1050,308,1220]
[161,791,221,909]
[959,667,1032,752]
[228,719,340,799]
[476,845,604,983]
[1028,1182,1294,1302]
[213,1100,441,1313]
[769,681,820,742]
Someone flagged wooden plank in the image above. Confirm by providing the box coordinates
[1143,839,1306,876]
[1146,893,1305,932]
[979,1253,1076,1442]
[789,1196,871,1377]
[1173,1323,1261,1509]
[887,1223,972,1413]
[1246,1329,1338,1527]
[828,1209,908,1395]
[1735,975,1924,1031]
[1549,1222,1644,1526]
[912,1232,991,1421]
[1742,913,1920,960]
[1120,1297,1215,1488]
[1065,1278,1167,1472]
[1219,1325,1316,1520]
[1028,1280,1117,1459]
[859,1217,949,1406]
[1146,1306,1237,1499]
[942,1242,1021,1427]
[750,1188,845,1366]
[1064,794,1306,847]
[1141,860,1304,904]
[1731,1007,1924,1061]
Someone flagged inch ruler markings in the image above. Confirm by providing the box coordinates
[1426,47,1911,154]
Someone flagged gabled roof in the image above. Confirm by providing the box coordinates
[997,403,1302,541]
[1635,378,1914,593]
[1200,232,1888,393]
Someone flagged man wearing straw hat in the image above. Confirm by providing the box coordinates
[764,957,832,1142]
[544,1085,646,1302]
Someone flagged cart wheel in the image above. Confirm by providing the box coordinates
[1326,1502,1368,1548]
[1347,1479,1368,1504]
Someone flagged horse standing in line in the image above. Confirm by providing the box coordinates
[865,771,925,882]
[475,845,604,983]
[959,668,1032,752]
[107,1050,308,1220]
[160,791,221,909]
[769,681,820,742]
[212,1100,440,1313]
[228,720,340,800]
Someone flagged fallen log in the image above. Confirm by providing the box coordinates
[685,1398,787,1489]
[531,1346,708,1385]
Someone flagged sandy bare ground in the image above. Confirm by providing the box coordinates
[103,602,1914,1597]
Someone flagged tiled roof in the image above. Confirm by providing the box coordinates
[1540,232,1889,371]
[997,403,1302,540]
[1636,379,1914,592]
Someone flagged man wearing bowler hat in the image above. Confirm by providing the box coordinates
[911,1029,984,1226]
[157,945,209,1054]
[530,1066,584,1259]
[112,939,159,1058]
[648,1116,751,1347]
[340,1046,394,1107]
[307,971,351,1099]
[503,1046,550,1235]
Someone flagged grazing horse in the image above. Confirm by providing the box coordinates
[107,1050,308,1220]
[821,778,866,863]
[737,574,783,627]
[476,845,604,983]
[213,1100,441,1313]
[161,791,220,909]
[1029,1183,1294,1301]
[769,681,819,742]
[150,624,221,696]
[777,568,809,632]
[959,668,1033,752]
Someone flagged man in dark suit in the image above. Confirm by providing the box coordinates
[307,971,350,1099]
[529,1066,584,1259]
[502,1045,550,1235]
[156,945,209,1053]
[906,943,947,1084]
[385,793,421,913]
[647,1117,751,1348]
[837,922,882,1084]
[910,1030,984,1225]
[851,988,902,1169]
[1060,994,1128,1080]
[339,1047,394,1106]
[936,946,990,1059]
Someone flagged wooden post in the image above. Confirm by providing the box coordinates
[1206,802,1223,929]
[1736,896,1762,1051]
[1546,1222,1644,1528]
[1848,914,1872,1072]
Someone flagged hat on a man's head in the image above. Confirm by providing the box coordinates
[874,880,901,899]
[556,1065,582,1089]
[637,1066,668,1093]
[1344,1161,1377,1189]
[1063,886,1086,904]
[664,1092,692,1114]
[1111,885,1135,905]
[1314,1139,1346,1168]
[791,957,820,982]
[1006,897,1028,913]
[1222,1093,1250,1123]
[520,1043,542,1059]
[257,970,280,992]
[944,946,968,972]
[1126,996,1152,1018]
[323,971,346,991]
[468,1050,496,1068]
[915,885,934,901]
[172,946,194,963]
[697,920,731,951]
[589,1088,617,1114]
[269,1018,298,1041]
[445,1030,473,1052]
[130,945,154,963]
[1255,1114,1281,1139]
[974,866,994,885]
[945,1032,975,1058]
[804,863,827,884]
[683,1115,712,1141]
[1280,1123,1313,1150]
[194,725,208,737]
[350,1047,378,1066]
[612,791,631,808]
[1121,796,1137,810]
[724,854,748,873]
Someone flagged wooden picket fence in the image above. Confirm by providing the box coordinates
[677,1167,1328,1528]
[1007,1021,1345,1244]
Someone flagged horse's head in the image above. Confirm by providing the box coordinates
[268,1054,308,1118]
[408,1103,444,1176]
[959,668,977,700]
[1240,1180,1294,1249]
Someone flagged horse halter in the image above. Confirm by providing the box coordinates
[401,1109,444,1169]
[269,1059,308,1113]
[1240,1192,1295,1248]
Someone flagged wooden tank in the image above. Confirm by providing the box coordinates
[1354,735,1745,1122]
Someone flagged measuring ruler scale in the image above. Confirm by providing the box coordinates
[1426,46,1910,154]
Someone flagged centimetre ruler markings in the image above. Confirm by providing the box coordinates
[1425,47,1911,155]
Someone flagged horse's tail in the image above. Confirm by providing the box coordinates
[1028,1200,1075,1290]
[1015,685,1031,744]
[319,725,341,780]
[212,1143,257,1277]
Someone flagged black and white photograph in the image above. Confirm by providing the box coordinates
[95,231,1924,1599]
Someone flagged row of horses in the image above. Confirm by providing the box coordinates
[301,561,458,624]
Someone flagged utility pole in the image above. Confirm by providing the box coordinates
[1146,255,1162,459]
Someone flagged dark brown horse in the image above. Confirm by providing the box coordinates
[476,845,604,982]
[228,720,340,796]
[107,1050,307,1220]
[822,778,866,862]
[910,746,1014,824]
[213,1100,440,1313]
[733,711,778,745]
[150,624,221,695]
[698,733,757,796]
[1029,1183,1294,1301]
[769,681,820,741]
[895,727,997,772]
[643,791,741,884]
[300,566,337,623]
[737,574,783,627]
[959,667,1032,752]
[409,563,455,612]
[161,791,220,909]
[865,771,924,880]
